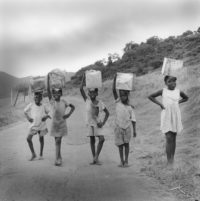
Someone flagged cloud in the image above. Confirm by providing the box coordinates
[1,0,200,77]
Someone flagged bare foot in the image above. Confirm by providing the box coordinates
[95,160,102,166]
[55,159,61,166]
[38,156,44,160]
[124,162,130,168]
[118,162,124,168]
[90,161,96,165]
[29,153,37,161]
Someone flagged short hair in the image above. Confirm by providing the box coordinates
[52,88,63,96]
[164,75,177,83]
[34,91,43,96]
[88,88,98,93]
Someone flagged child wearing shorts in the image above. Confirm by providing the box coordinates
[112,74,137,167]
[24,90,51,161]
[80,73,109,165]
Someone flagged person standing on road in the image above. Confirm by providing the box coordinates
[80,73,109,165]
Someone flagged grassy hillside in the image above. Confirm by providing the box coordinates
[0,71,19,98]
[71,29,200,86]
[65,62,200,200]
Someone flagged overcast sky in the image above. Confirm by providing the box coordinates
[0,0,200,77]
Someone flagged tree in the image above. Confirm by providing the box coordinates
[123,42,139,53]
[182,30,193,37]
[107,53,120,65]
[146,36,160,46]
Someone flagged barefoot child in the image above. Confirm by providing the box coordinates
[80,73,109,165]
[24,90,51,161]
[148,75,188,165]
[49,88,75,166]
[112,74,137,167]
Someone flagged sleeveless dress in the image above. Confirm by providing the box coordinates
[50,99,68,137]
[161,88,183,134]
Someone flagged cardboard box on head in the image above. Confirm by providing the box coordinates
[85,70,102,89]
[30,77,46,92]
[161,57,183,77]
[116,73,135,91]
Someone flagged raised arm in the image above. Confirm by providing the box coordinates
[112,74,118,100]
[47,73,52,100]
[148,89,165,110]
[179,91,189,104]
[80,73,87,101]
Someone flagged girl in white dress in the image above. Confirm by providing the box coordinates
[148,75,188,165]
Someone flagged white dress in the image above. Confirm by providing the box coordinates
[161,88,183,134]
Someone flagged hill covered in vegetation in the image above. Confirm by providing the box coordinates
[70,27,200,86]
[0,72,19,98]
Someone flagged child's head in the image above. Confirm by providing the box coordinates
[164,75,177,90]
[88,88,98,100]
[119,89,130,104]
[52,88,62,101]
[34,91,43,105]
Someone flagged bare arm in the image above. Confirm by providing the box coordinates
[80,73,87,101]
[63,103,75,119]
[112,74,118,100]
[97,107,110,128]
[179,91,189,104]
[132,121,136,137]
[24,112,33,123]
[47,73,52,100]
[148,89,165,109]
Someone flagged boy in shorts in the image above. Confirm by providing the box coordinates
[24,90,51,161]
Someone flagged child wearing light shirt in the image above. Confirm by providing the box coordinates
[113,75,137,167]
[80,73,109,165]
[24,90,51,161]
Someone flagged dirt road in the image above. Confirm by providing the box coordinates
[0,97,177,201]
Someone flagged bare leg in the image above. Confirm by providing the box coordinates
[94,136,105,165]
[39,136,44,159]
[27,135,36,161]
[90,136,96,164]
[171,133,177,163]
[118,144,124,167]
[55,137,62,166]
[124,143,129,167]
[165,132,176,165]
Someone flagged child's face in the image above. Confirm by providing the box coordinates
[119,90,129,104]
[165,76,176,90]
[34,94,42,105]
[88,90,98,100]
[52,90,62,101]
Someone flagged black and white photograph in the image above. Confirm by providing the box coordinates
[0,0,200,200]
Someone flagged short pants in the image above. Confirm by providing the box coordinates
[87,126,104,137]
[114,125,132,146]
[28,128,48,137]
